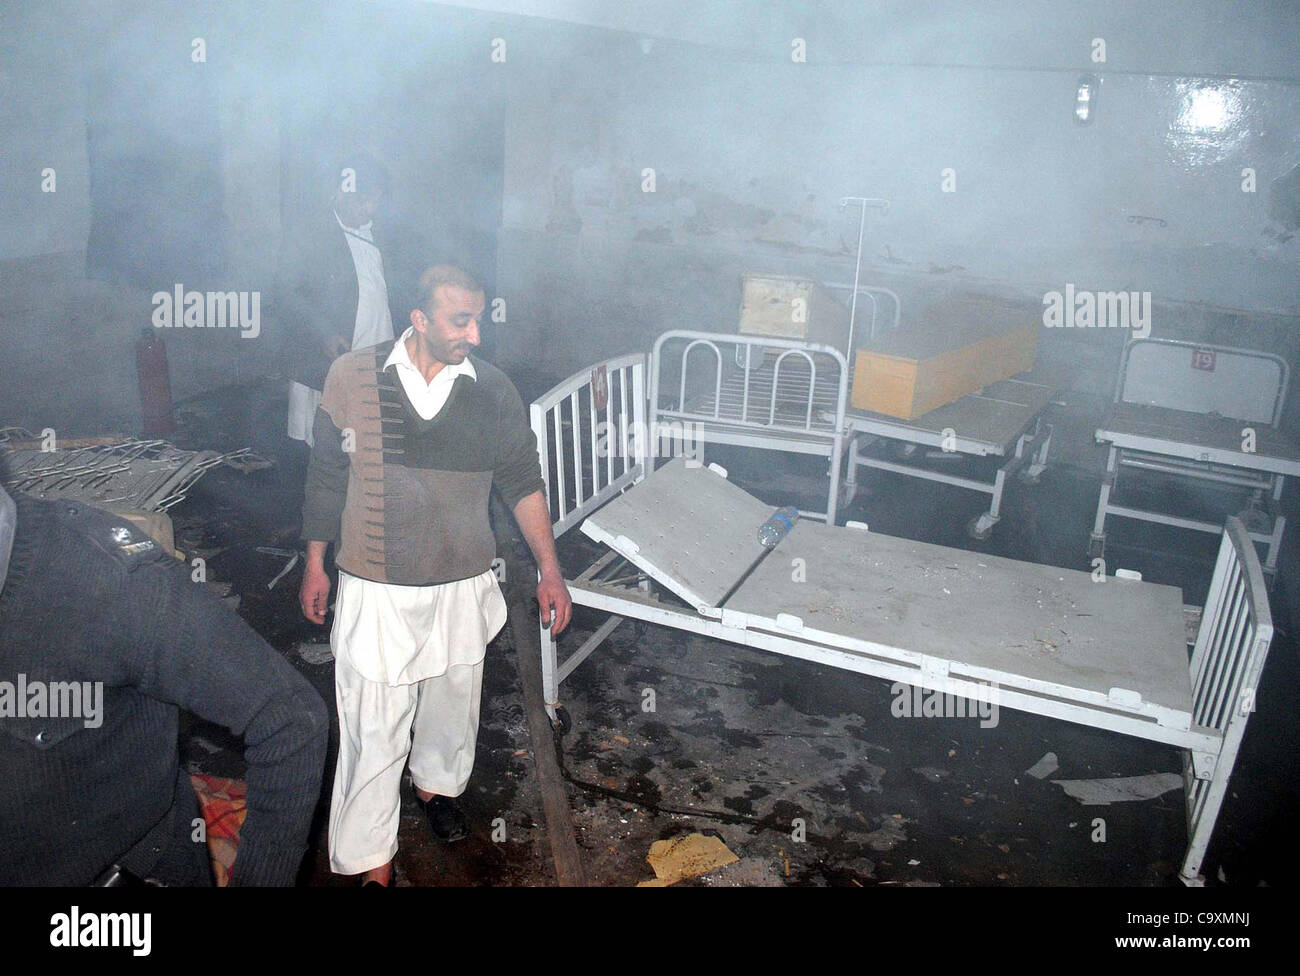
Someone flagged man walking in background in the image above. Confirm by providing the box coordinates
[279,150,397,450]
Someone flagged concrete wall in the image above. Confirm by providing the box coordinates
[0,0,507,434]
[490,3,1300,467]
[2,0,1298,456]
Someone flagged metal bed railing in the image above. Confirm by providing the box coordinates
[652,331,848,434]
[822,282,903,345]
[529,353,647,538]
[1116,337,1289,427]
[649,330,850,522]
[1180,515,1274,882]
[528,356,1277,884]
[1091,338,1297,573]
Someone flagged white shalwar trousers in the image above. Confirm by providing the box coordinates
[326,570,506,876]
[328,655,484,875]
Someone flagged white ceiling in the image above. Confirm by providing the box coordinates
[423,0,1300,78]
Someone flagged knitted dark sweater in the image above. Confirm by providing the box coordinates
[301,343,544,585]
[0,494,328,886]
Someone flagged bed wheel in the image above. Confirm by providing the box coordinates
[1088,534,1105,560]
[551,705,572,737]
[966,514,994,541]
[1017,468,1042,486]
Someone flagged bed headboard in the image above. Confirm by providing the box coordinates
[1181,515,1275,879]
[649,330,849,442]
[1117,338,1289,427]
[529,353,647,538]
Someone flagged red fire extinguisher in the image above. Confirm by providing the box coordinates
[136,326,175,436]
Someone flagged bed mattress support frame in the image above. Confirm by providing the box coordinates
[531,354,1276,885]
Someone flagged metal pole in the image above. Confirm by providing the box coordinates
[839,197,889,356]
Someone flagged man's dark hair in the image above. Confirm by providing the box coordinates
[418,265,483,315]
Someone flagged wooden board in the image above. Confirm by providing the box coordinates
[852,325,1037,420]
[850,295,1039,419]
[738,274,851,350]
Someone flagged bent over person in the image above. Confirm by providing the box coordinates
[0,452,328,886]
[299,264,571,886]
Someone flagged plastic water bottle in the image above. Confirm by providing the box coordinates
[757,506,799,548]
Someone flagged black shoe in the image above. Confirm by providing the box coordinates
[419,795,470,842]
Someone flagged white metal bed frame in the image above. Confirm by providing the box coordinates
[648,329,850,523]
[1091,337,1300,575]
[844,379,1055,541]
[532,355,1277,885]
[652,279,1052,538]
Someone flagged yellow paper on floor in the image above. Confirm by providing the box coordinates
[637,833,739,886]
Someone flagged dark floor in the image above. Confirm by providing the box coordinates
[171,376,1299,887]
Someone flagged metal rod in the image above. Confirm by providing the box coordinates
[839,197,889,355]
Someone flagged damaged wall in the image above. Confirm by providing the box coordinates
[2,0,1298,450]
[0,0,507,434]
[492,3,1300,457]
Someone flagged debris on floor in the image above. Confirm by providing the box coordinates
[1,431,250,513]
[1051,772,1183,805]
[205,580,241,611]
[637,833,739,886]
[256,546,300,590]
[1025,752,1059,779]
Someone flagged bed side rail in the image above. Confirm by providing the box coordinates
[1116,338,1289,427]
[823,282,903,344]
[649,329,849,443]
[1180,515,1275,882]
[529,353,647,538]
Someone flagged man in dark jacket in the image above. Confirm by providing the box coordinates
[279,151,401,449]
[0,451,328,886]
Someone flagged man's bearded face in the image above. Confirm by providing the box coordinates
[418,285,484,365]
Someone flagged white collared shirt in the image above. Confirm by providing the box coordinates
[333,210,394,351]
[383,326,477,420]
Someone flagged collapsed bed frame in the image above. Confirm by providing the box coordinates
[531,354,1276,884]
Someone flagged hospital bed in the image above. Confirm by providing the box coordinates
[649,324,1054,536]
[648,330,850,523]
[843,379,1054,540]
[531,354,1277,884]
[1091,338,1300,576]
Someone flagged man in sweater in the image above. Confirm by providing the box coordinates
[299,264,571,886]
[0,453,329,886]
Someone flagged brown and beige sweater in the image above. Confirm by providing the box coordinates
[301,342,544,585]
